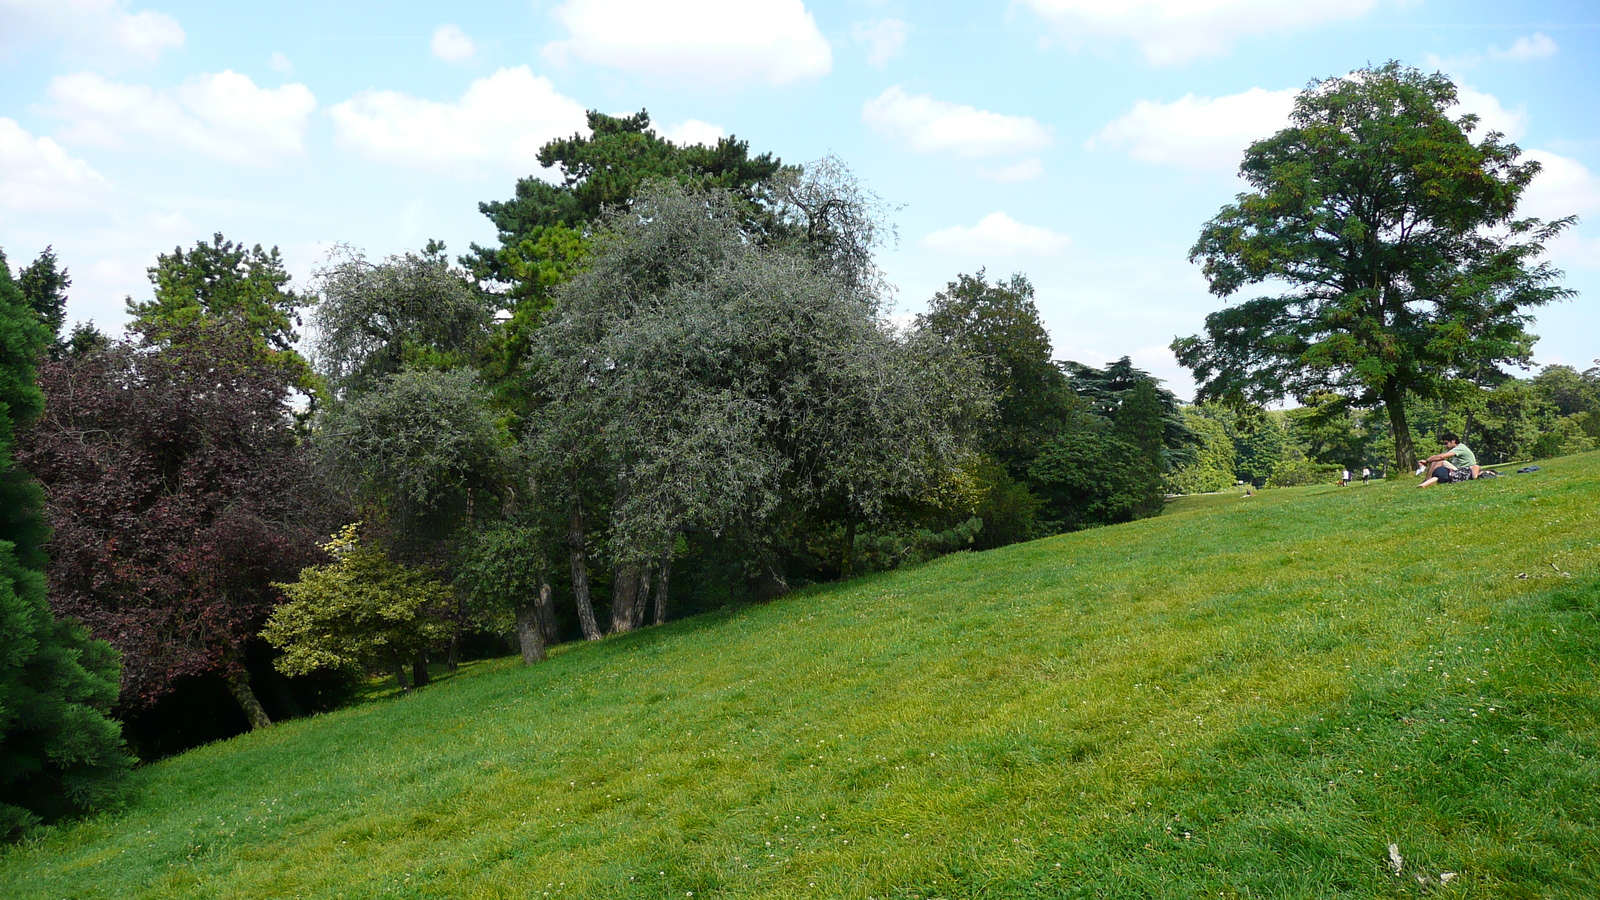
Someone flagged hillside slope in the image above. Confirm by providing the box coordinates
[2,454,1598,899]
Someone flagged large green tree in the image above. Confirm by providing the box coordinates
[529,181,986,626]
[0,249,131,837]
[1174,63,1573,470]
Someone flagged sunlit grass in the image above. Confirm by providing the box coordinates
[2,453,1597,899]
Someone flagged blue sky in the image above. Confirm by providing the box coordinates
[2,0,1596,398]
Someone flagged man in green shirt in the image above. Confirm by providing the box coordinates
[1416,432,1479,487]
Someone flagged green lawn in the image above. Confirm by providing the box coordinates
[3,454,1598,899]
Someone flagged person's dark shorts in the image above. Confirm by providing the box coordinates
[1433,465,1472,484]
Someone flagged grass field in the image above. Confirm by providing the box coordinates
[2,454,1597,899]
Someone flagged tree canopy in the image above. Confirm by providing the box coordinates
[1174,62,1573,468]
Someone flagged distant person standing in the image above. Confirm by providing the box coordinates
[1341,468,1351,486]
[1361,466,1371,484]
[1417,432,1479,487]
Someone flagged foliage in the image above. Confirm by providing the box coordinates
[0,249,131,837]
[530,181,988,597]
[17,322,318,717]
[468,109,789,283]
[1063,356,1198,471]
[128,234,315,395]
[310,245,495,399]
[1176,62,1574,470]
[314,368,507,563]
[264,526,453,684]
[1164,409,1237,494]
[916,271,1076,475]
[967,455,1043,549]
[15,247,69,350]
[1027,427,1163,531]
[1266,455,1341,488]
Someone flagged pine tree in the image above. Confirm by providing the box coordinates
[0,248,132,837]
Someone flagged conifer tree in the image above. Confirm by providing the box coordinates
[0,249,131,837]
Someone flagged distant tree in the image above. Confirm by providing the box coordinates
[19,322,318,729]
[1530,365,1598,419]
[1028,428,1162,532]
[129,233,315,395]
[313,368,508,673]
[264,525,452,692]
[311,244,495,399]
[15,246,69,348]
[1063,357,1198,471]
[917,271,1076,475]
[0,248,131,837]
[1165,410,1237,495]
[1176,63,1573,471]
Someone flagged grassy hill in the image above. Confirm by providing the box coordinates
[3,454,1598,899]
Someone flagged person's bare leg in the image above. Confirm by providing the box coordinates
[1418,476,1439,488]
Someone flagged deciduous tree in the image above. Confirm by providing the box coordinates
[19,322,318,728]
[1176,63,1573,470]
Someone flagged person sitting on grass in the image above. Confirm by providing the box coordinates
[1416,432,1479,487]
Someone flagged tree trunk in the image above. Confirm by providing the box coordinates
[412,653,430,688]
[610,563,641,635]
[536,573,559,644]
[223,663,273,731]
[652,544,672,626]
[393,661,411,692]
[446,635,459,673]
[633,564,652,631]
[840,516,858,580]
[1382,383,1416,472]
[514,603,547,664]
[567,480,603,641]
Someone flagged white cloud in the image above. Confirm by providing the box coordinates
[1522,150,1600,221]
[0,117,109,217]
[660,119,725,147]
[1092,87,1295,172]
[862,86,1053,159]
[328,66,589,172]
[977,158,1045,183]
[1489,32,1558,62]
[48,70,317,166]
[0,0,183,65]
[544,0,831,85]
[268,51,293,75]
[431,24,476,63]
[1455,87,1527,140]
[852,18,908,68]
[1521,150,1600,269]
[1017,0,1379,65]
[922,212,1070,257]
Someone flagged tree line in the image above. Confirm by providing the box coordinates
[0,63,1577,835]
[0,112,1191,835]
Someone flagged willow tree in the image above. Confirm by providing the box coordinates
[1174,63,1573,469]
